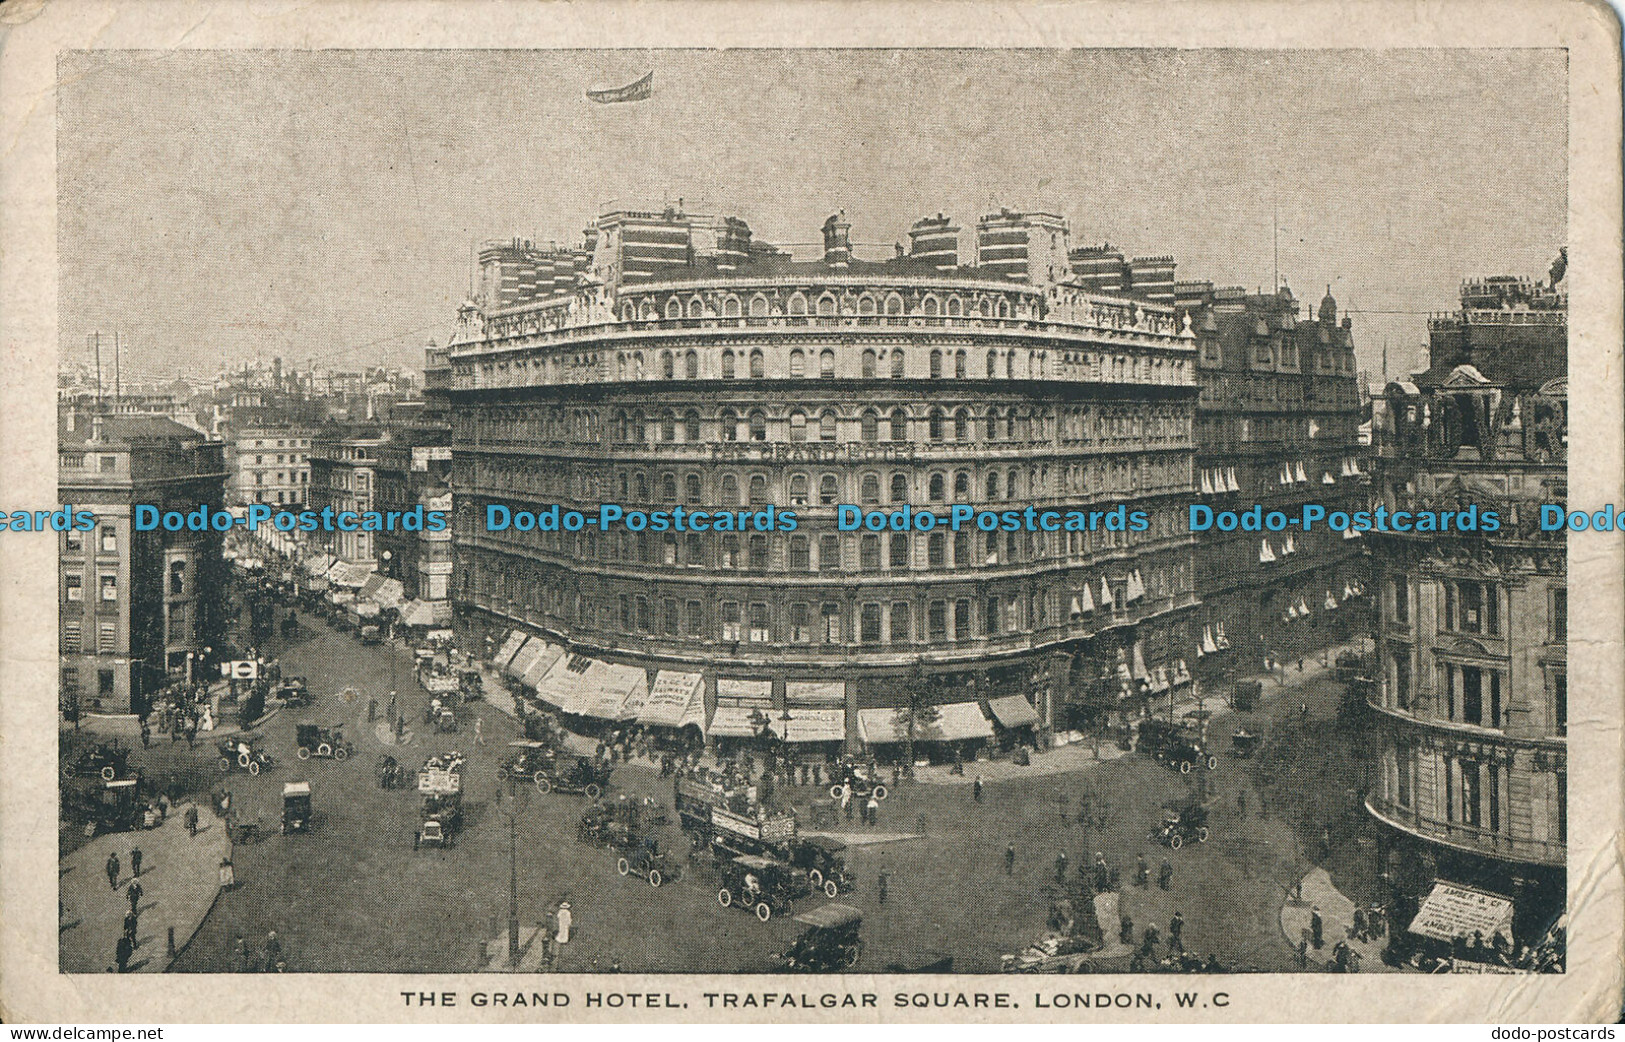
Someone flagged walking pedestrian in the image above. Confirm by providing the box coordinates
[185,804,199,837]
[105,852,120,890]
[1093,852,1109,892]
[972,775,984,804]
[865,795,879,826]
[1296,939,1309,969]
[877,868,890,904]
[1158,857,1173,891]
[1135,854,1149,888]
[386,692,397,722]
[233,934,248,972]
[1236,789,1248,818]
[123,909,139,948]
[1141,923,1160,954]
[1119,913,1134,945]
[139,722,151,749]
[1168,911,1184,953]
[1053,852,1068,885]
[1005,843,1016,875]
[474,717,484,745]
[263,930,282,973]
[1310,905,1324,949]
[114,934,133,973]
[843,794,855,823]
[130,847,143,878]
[555,901,573,945]
[126,878,143,915]
[1352,906,1368,943]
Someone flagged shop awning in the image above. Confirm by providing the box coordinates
[1408,881,1516,945]
[861,702,993,743]
[302,554,336,577]
[520,642,564,689]
[326,561,375,588]
[575,661,649,720]
[359,574,386,600]
[781,708,846,743]
[399,600,436,628]
[533,653,589,711]
[639,671,705,728]
[505,637,542,681]
[493,630,528,670]
[987,694,1040,729]
[856,708,913,744]
[708,705,768,738]
[372,578,405,610]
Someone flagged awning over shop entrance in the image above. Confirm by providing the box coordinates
[372,578,405,610]
[707,705,766,739]
[575,661,649,720]
[780,708,846,743]
[858,702,991,742]
[533,653,588,711]
[506,637,543,682]
[987,695,1040,729]
[856,708,912,744]
[302,554,336,577]
[327,561,375,588]
[639,671,705,729]
[520,642,564,689]
[1408,881,1515,946]
[493,630,528,670]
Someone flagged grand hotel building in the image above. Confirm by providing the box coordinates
[441,206,1207,750]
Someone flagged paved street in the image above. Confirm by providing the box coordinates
[95,585,1389,973]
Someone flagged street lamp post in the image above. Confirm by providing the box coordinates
[495,779,529,967]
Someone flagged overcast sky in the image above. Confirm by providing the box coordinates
[58,48,1566,383]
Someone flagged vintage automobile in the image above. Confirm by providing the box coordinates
[781,835,851,897]
[294,722,353,761]
[1230,729,1262,759]
[1001,934,1102,974]
[216,736,275,775]
[62,740,131,782]
[359,624,384,646]
[1137,718,1217,773]
[829,761,888,802]
[275,676,312,708]
[534,755,611,797]
[716,854,812,922]
[778,903,864,971]
[614,836,683,888]
[496,741,560,786]
[281,780,313,834]
[434,707,459,734]
[418,662,460,697]
[1151,798,1211,850]
[458,669,483,701]
[415,791,463,849]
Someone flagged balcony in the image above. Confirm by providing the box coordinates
[1365,795,1563,867]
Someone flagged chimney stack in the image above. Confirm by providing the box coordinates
[822,212,851,270]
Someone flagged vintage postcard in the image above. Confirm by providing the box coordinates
[1,0,1620,1025]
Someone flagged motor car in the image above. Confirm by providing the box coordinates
[778,903,864,970]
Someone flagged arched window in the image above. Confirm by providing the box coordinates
[665,298,681,320]
[954,471,970,499]
[630,410,647,442]
[749,474,768,505]
[789,349,806,377]
[683,410,701,443]
[788,294,807,316]
[720,474,740,506]
[885,294,904,316]
[890,408,909,441]
[861,474,880,504]
[954,408,970,441]
[890,473,909,502]
[1005,411,1016,440]
[947,297,962,317]
[955,350,967,379]
[817,295,837,317]
[687,297,703,318]
[661,351,675,379]
[749,295,769,318]
[684,350,699,379]
[987,349,999,377]
[927,533,945,568]
[928,408,945,441]
[720,409,739,442]
[749,349,765,378]
[819,474,839,504]
[661,474,677,502]
[641,300,657,321]
[928,473,946,501]
[1006,351,1016,379]
[929,349,943,378]
[789,474,809,505]
[610,411,626,442]
[858,295,876,316]
[985,471,1000,500]
[789,411,808,442]
[621,303,635,322]
[685,473,702,502]
[980,299,992,318]
[1007,467,1021,496]
[861,410,879,442]
[749,410,767,441]
[819,349,836,379]
[660,412,676,442]
[819,410,837,440]
[889,533,909,569]
[997,298,1010,319]
[862,349,877,378]
[891,350,906,378]
[721,350,736,379]
[723,296,741,318]
[922,296,939,317]
[634,472,649,500]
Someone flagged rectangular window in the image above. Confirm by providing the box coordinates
[1553,587,1567,643]
[61,667,79,698]
[927,601,947,641]
[1396,744,1414,808]
[65,528,82,551]
[663,536,677,566]
[721,601,741,642]
[789,602,810,643]
[749,602,770,643]
[860,603,882,644]
[170,560,186,596]
[821,602,841,644]
[985,595,1001,636]
[167,601,187,635]
[685,532,704,567]
[99,574,117,602]
[819,535,840,572]
[99,527,116,553]
[954,598,971,640]
[685,599,703,636]
[99,456,116,473]
[98,621,116,651]
[1553,669,1567,735]
[619,594,630,627]
[98,668,115,695]
[721,535,740,569]
[1461,666,1482,725]
[65,574,83,602]
[1390,578,1408,625]
[62,620,81,652]
[789,536,810,571]
[891,602,911,643]
[889,534,909,569]
[1460,760,1482,828]
[1393,654,1411,710]
[860,534,880,573]
[663,598,679,636]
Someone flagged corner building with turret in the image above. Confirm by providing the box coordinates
[443,205,1205,755]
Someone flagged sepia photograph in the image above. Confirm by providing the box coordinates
[2,0,1620,1026]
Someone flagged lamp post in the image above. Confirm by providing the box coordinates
[381,550,398,693]
[495,779,529,967]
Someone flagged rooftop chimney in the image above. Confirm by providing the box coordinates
[822,212,851,270]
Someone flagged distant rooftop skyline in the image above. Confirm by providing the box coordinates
[60,48,1566,381]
